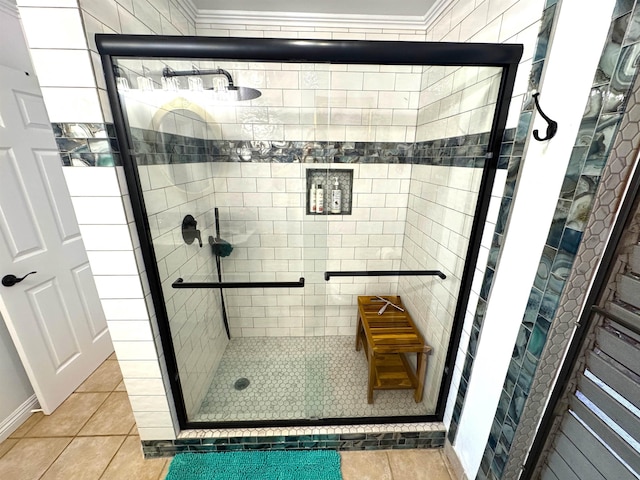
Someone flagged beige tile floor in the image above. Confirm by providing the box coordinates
[0,355,454,479]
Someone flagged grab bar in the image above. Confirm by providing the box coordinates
[324,270,446,281]
[172,277,305,289]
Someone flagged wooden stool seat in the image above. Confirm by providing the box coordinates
[356,295,431,404]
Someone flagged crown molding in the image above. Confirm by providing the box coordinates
[195,9,428,30]
[178,0,198,23]
[0,0,19,18]
[191,0,454,34]
[424,0,454,29]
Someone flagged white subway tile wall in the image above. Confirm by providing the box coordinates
[116,61,427,143]
[417,66,502,142]
[207,163,410,337]
[397,165,483,412]
[62,166,177,438]
[141,162,229,418]
[424,0,545,131]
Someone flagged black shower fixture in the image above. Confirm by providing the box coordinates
[162,66,262,100]
[182,214,202,247]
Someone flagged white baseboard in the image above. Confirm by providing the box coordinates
[0,395,39,442]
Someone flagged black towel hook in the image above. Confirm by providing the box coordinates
[532,92,558,141]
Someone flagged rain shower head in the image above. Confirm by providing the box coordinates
[162,66,261,100]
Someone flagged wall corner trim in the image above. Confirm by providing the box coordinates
[444,438,469,480]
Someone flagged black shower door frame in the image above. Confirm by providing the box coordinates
[96,34,522,430]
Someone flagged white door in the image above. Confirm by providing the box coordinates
[0,64,112,414]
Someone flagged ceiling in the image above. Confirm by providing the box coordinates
[190,0,437,17]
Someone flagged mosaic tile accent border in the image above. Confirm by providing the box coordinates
[52,123,121,166]
[501,34,640,480]
[128,128,494,167]
[476,1,640,478]
[52,122,499,169]
[142,427,446,458]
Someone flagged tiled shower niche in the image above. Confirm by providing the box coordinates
[306,168,353,215]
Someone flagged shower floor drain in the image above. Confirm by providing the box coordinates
[234,378,250,391]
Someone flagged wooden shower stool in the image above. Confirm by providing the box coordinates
[356,296,432,404]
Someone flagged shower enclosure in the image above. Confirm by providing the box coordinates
[97,36,522,428]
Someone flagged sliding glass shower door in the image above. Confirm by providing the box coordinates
[102,36,520,427]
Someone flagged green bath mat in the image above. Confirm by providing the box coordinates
[165,449,342,480]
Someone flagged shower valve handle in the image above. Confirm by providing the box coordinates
[182,214,203,248]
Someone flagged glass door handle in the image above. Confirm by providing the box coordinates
[2,271,37,287]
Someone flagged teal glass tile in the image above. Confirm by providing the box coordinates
[514,111,532,155]
[589,113,623,161]
[495,197,512,235]
[480,267,494,300]
[546,199,571,248]
[561,146,588,199]
[504,156,521,198]
[539,289,560,321]
[504,360,519,397]
[625,4,640,45]
[613,0,634,19]
[548,250,574,293]
[594,13,630,86]
[518,352,538,391]
[534,5,556,62]
[488,418,502,449]
[495,392,510,424]
[534,245,556,292]
[473,299,487,330]
[492,440,508,477]
[577,113,598,147]
[508,385,526,423]
[524,287,543,324]
[609,44,640,102]
[512,325,530,366]
[97,153,117,166]
[502,414,517,447]
[469,326,481,357]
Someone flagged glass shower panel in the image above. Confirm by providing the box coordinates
[111,53,505,424]
[319,65,504,418]
[115,58,230,423]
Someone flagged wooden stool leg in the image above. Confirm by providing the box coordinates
[414,351,428,403]
[355,311,363,351]
[367,350,376,404]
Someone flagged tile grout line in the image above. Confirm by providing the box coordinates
[96,436,129,480]
[37,361,121,479]
[385,450,395,480]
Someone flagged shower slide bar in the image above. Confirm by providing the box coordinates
[324,270,446,281]
[172,277,305,289]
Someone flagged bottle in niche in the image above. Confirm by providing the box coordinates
[315,184,324,214]
[330,177,342,214]
[309,183,317,213]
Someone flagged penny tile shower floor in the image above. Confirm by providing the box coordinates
[194,336,431,422]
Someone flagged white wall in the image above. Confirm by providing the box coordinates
[451,0,616,476]
[0,313,34,440]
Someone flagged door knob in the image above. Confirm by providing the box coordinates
[2,271,37,287]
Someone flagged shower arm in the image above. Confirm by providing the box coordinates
[162,66,236,88]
